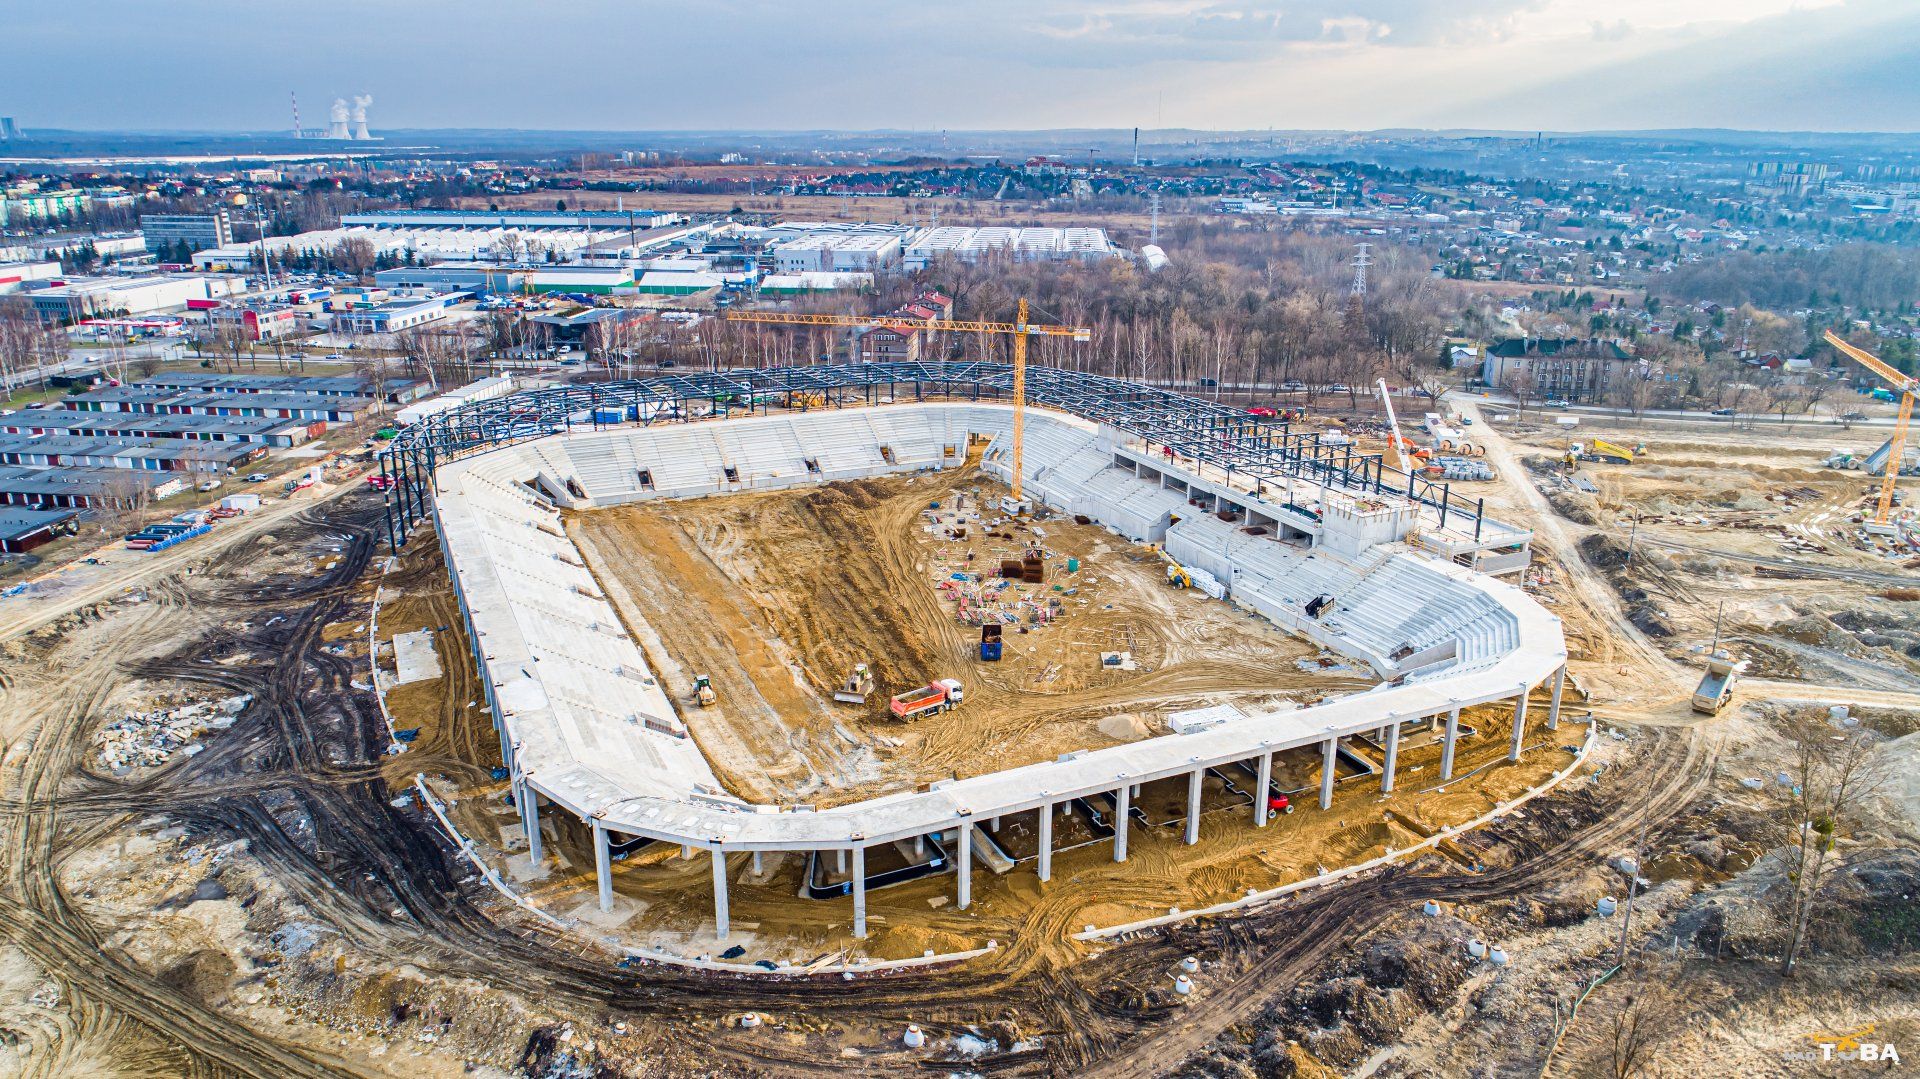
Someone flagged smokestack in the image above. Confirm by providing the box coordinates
[351,95,373,140]
[326,98,350,140]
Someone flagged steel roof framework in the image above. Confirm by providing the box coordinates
[379,362,1495,550]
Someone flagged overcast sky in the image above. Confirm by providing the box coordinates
[6,0,1919,132]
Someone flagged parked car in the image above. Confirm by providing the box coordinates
[1710,407,1736,416]
[244,472,269,483]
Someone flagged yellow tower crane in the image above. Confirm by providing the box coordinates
[725,299,1091,506]
[1824,329,1916,528]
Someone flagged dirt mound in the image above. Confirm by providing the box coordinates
[1096,712,1152,741]
[1548,490,1601,524]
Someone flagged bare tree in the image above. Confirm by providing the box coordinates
[1773,711,1889,977]
[331,236,378,278]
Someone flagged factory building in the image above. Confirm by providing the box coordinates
[207,304,301,341]
[341,209,680,231]
[66,387,376,425]
[0,434,263,474]
[771,233,903,273]
[332,293,464,336]
[141,212,233,253]
[133,372,425,404]
[0,507,80,554]
[22,275,245,322]
[0,410,317,448]
[374,263,532,296]
[757,271,874,295]
[0,260,60,295]
[0,465,187,510]
[901,226,1117,270]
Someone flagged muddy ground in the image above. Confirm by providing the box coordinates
[569,467,1363,805]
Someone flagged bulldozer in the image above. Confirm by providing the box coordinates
[833,664,874,704]
[693,674,717,707]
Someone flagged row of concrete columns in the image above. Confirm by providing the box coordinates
[569,665,1572,944]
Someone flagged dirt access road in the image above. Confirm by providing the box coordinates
[0,473,372,642]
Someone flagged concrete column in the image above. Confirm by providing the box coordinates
[593,822,612,913]
[1509,687,1530,762]
[956,822,973,910]
[1254,751,1273,827]
[1441,706,1461,781]
[913,835,925,858]
[835,849,847,874]
[681,844,692,860]
[1185,769,1204,845]
[990,816,1001,832]
[1037,803,1053,882]
[1548,665,1566,730]
[712,849,730,940]
[1114,786,1131,862]
[852,845,868,939]
[522,786,544,864]
[1319,738,1337,810]
[751,850,763,874]
[1381,720,1401,794]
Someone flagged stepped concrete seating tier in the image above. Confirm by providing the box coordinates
[434,401,1566,854]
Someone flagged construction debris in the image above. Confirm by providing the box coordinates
[93,692,252,772]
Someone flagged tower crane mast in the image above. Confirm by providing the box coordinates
[725,300,1090,506]
[1824,329,1916,528]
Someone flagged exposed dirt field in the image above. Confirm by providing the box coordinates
[1493,412,1920,693]
[0,396,1914,1078]
[569,467,1366,806]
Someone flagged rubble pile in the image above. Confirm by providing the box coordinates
[94,693,252,772]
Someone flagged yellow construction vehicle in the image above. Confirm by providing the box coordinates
[726,300,1090,512]
[832,664,874,704]
[693,674,716,707]
[1165,562,1193,589]
[786,390,828,410]
[1588,438,1636,464]
[1825,330,1916,531]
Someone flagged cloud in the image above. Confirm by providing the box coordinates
[1590,18,1634,41]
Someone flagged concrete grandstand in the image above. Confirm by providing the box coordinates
[390,366,1568,943]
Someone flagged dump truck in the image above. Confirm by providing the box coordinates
[693,675,717,708]
[833,664,874,704]
[889,679,964,721]
[1691,653,1739,715]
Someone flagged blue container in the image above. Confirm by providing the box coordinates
[980,640,1003,662]
[592,407,624,425]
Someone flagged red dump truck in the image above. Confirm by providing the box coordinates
[888,679,965,721]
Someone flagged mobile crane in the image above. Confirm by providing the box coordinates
[725,300,1091,510]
